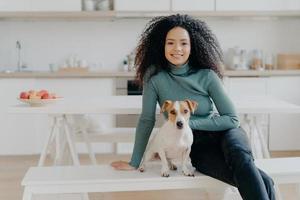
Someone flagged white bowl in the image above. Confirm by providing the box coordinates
[18,98,63,107]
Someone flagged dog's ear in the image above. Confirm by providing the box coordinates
[161,100,173,113]
[184,99,198,114]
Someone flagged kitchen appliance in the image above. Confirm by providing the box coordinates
[127,80,142,95]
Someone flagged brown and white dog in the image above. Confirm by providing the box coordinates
[139,99,198,177]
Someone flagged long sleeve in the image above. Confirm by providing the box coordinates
[129,79,158,168]
[189,70,240,131]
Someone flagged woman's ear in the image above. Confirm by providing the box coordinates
[161,100,173,113]
[184,99,198,114]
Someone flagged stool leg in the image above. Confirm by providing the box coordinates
[62,116,80,166]
[82,129,97,165]
[53,124,61,166]
[38,117,57,166]
[22,188,33,200]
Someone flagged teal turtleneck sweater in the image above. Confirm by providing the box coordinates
[129,63,239,168]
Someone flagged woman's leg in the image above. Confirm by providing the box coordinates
[221,127,275,200]
[190,128,275,200]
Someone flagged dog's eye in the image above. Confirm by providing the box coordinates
[184,109,189,114]
[170,110,176,115]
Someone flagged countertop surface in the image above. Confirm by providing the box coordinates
[1,69,300,78]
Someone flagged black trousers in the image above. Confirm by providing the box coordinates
[190,127,275,200]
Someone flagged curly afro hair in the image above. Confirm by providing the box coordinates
[134,14,224,86]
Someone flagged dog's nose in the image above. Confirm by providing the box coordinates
[176,121,183,129]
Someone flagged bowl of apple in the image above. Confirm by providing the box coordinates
[18,90,62,106]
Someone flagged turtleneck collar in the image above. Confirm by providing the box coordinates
[168,62,190,75]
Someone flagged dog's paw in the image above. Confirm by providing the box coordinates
[182,167,195,177]
[161,171,170,177]
[183,170,194,177]
[169,163,177,171]
[161,168,170,177]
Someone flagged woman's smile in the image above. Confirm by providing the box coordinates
[165,27,191,67]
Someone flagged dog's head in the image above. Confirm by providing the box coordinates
[161,99,198,130]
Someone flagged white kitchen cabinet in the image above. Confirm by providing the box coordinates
[114,0,170,11]
[267,76,300,150]
[216,0,300,11]
[225,77,268,96]
[0,79,37,154]
[0,0,81,11]
[171,0,215,11]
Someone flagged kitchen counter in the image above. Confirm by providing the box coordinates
[223,69,300,77]
[1,69,300,78]
[0,71,136,78]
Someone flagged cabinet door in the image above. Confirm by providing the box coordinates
[0,0,29,11]
[225,77,268,96]
[216,0,300,11]
[29,0,81,11]
[114,0,170,11]
[172,0,215,11]
[0,0,81,11]
[0,79,37,155]
[267,77,300,150]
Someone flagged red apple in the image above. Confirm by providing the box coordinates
[19,91,30,99]
[41,93,50,99]
[37,89,48,97]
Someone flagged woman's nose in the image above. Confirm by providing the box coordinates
[174,44,182,51]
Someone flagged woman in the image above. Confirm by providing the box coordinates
[111,14,275,200]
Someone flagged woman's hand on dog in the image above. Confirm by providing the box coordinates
[111,161,136,170]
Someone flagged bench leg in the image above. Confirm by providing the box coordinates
[22,188,33,200]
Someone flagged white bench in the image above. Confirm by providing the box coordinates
[22,157,300,200]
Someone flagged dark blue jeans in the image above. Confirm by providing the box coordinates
[190,127,275,200]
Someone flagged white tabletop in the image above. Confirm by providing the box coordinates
[8,95,300,115]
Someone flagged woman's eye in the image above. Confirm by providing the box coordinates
[182,43,187,45]
[170,110,176,115]
[167,42,174,45]
[184,109,189,114]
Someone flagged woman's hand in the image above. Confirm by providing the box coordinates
[110,161,136,170]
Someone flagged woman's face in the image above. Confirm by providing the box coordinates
[165,27,191,67]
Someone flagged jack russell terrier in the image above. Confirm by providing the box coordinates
[139,99,198,177]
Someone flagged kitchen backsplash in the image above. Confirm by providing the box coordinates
[0,18,299,72]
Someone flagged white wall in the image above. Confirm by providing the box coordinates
[0,17,300,72]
